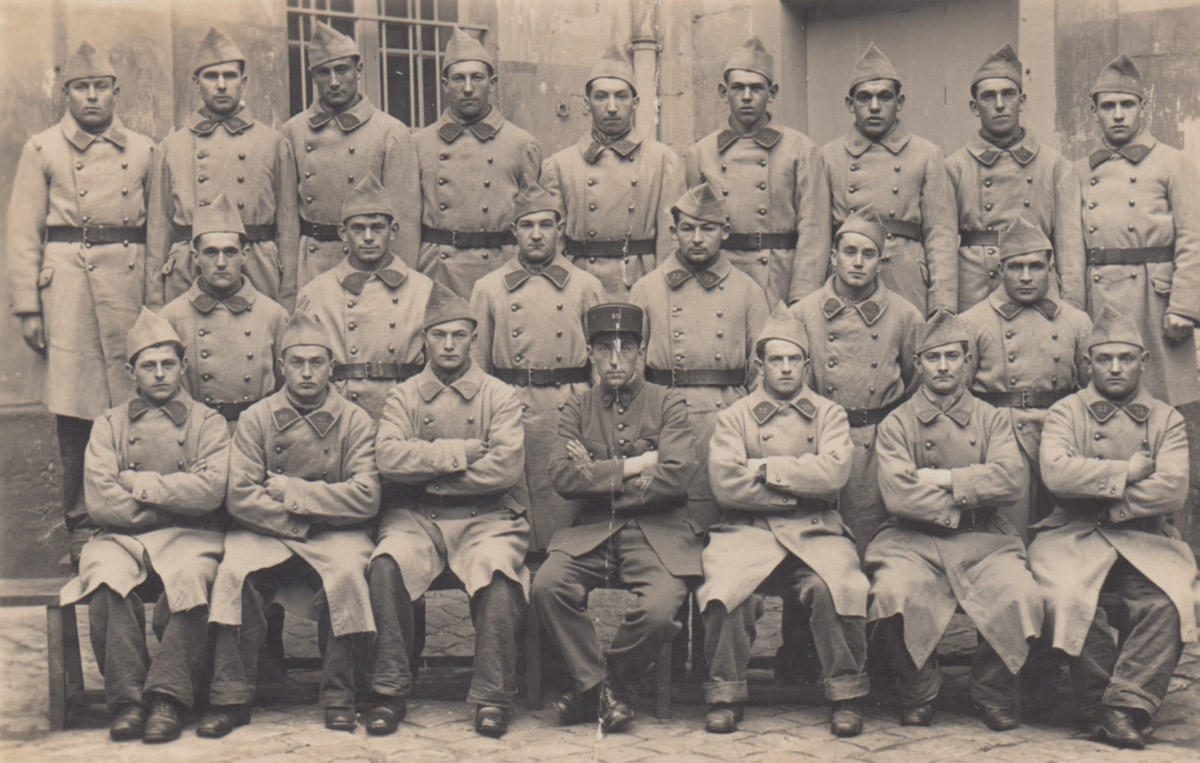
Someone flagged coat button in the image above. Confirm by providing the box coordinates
[348,321,357,330]
[244,374,252,382]
[201,350,210,358]
[439,203,448,211]
[984,203,993,211]
[306,145,313,152]
[484,180,491,188]
[925,441,933,449]
[589,203,597,211]
[556,330,563,337]
[389,321,396,328]
[1088,202,1097,209]
[247,352,254,359]
[1023,200,1031,207]
[275,446,283,453]
[1090,178,1097,185]
[984,179,992,188]
[79,189,87,197]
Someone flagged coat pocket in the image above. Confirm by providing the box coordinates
[37,267,54,289]
[1151,275,1173,297]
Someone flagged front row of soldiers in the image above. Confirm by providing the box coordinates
[60,165,1195,751]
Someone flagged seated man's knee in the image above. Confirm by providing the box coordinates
[368,556,402,588]
[799,575,836,615]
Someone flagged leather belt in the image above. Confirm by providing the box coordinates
[1104,515,1159,532]
[300,219,342,242]
[207,400,256,421]
[645,367,745,387]
[46,224,146,245]
[901,506,996,535]
[959,230,1000,247]
[492,366,590,386]
[976,388,1073,409]
[422,224,516,249]
[723,232,799,251]
[415,489,507,509]
[563,236,656,258]
[883,219,921,241]
[1086,246,1173,266]
[332,361,423,382]
[177,223,277,243]
[844,399,903,428]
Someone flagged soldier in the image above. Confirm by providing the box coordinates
[686,36,830,308]
[630,182,769,537]
[201,311,380,737]
[531,303,699,732]
[806,43,957,317]
[470,182,606,549]
[59,308,228,743]
[283,21,420,287]
[159,192,289,427]
[541,45,683,299]
[147,27,300,310]
[960,217,1093,536]
[6,42,155,565]
[295,173,434,421]
[700,310,869,737]
[370,283,529,738]
[1029,308,1197,750]
[948,44,1084,313]
[413,27,542,299]
[867,316,1042,731]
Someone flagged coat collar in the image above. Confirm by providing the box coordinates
[913,385,975,427]
[189,277,257,314]
[306,94,376,132]
[663,252,731,290]
[599,373,644,409]
[748,385,817,425]
[502,254,572,291]
[1080,383,1153,424]
[965,130,1039,167]
[435,105,506,144]
[844,119,911,157]
[334,254,409,295]
[716,116,782,153]
[188,106,254,136]
[269,388,343,438]
[580,128,644,164]
[61,114,128,151]
[987,287,1060,321]
[818,277,889,325]
[1089,129,1157,169]
[127,390,192,427]
[415,362,483,403]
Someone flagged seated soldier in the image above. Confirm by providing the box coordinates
[200,311,380,737]
[1029,307,1198,750]
[59,308,228,743]
[867,315,1043,731]
[531,303,700,733]
[369,283,529,738]
[700,309,869,737]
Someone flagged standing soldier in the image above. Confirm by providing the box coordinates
[201,311,380,737]
[948,44,1084,313]
[59,309,228,743]
[686,36,830,309]
[867,316,1042,731]
[7,42,155,565]
[700,311,869,737]
[1029,308,1197,750]
[470,182,606,549]
[531,303,699,733]
[159,192,289,427]
[541,45,683,299]
[631,182,770,535]
[960,217,1093,536]
[806,43,957,317]
[295,173,434,421]
[147,27,300,310]
[284,21,420,288]
[413,27,542,299]
[369,283,529,738]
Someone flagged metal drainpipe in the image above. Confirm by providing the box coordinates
[629,0,661,139]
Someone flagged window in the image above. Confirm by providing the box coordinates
[286,0,488,128]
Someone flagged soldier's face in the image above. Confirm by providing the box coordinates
[194,61,246,116]
[586,77,638,137]
[195,232,246,294]
[64,76,117,131]
[588,334,644,390]
[831,231,881,291]
[425,319,476,375]
[970,77,1024,139]
[313,56,362,109]
[1087,341,1147,399]
[513,211,562,264]
[443,61,494,120]
[917,343,968,396]
[720,69,776,130]
[1000,250,1051,305]
[846,79,902,140]
[759,339,807,400]
[1093,93,1144,147]
[340,214,396,268]
[281,345,332,403]
[127,344,185,405]
[672,212,729,270]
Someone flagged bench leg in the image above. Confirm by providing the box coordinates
[525,608,544,710]
[46,605,69,731]
[655,639,672,720]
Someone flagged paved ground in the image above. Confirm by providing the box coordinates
[2,590,1198,761]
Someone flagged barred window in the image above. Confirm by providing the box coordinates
[286,0,488,128]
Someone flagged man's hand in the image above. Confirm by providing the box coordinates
[1164,313,1196,342]
[21,314,46,353]
[265,473,289,502]
[188,459,209,474]
[566,439,594,464]
[463,439,487,465]
[1127,452,1155,483]
[623,450,659,478]
[118,470,137,492]
[917,467,954,491]
[746,457,767,482]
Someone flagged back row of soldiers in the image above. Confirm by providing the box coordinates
[7,20,1198,753]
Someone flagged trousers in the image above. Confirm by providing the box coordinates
[877,614,1014,710]
[57,415,95,535]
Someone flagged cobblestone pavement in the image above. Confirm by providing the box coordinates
[2,590,1198,761]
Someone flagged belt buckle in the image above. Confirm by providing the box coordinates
[525,367,535,386]
[81,222,100,246]
[846,407,866,427]
[621,234,632,256]
[1020,389,1031,409]
[450,229,461,248]
[670,367,680,387]
[753,232,764,249]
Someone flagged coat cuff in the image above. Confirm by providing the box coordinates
[949,468,978,508]
[130,472,162,506]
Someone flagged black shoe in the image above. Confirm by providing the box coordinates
[705,703,743,734]
[110,703,148,741]
[196,704,251,738]
[976,702,1019,732]
[364,695,406,736]
[325,706,357,732]
[831,699,863,737]
[900,701,935,726]
[1089,707,1146,750]
[599,683,634,733]
[143,695,184,743]
[474,705,510,738]
[551,685,600,727]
